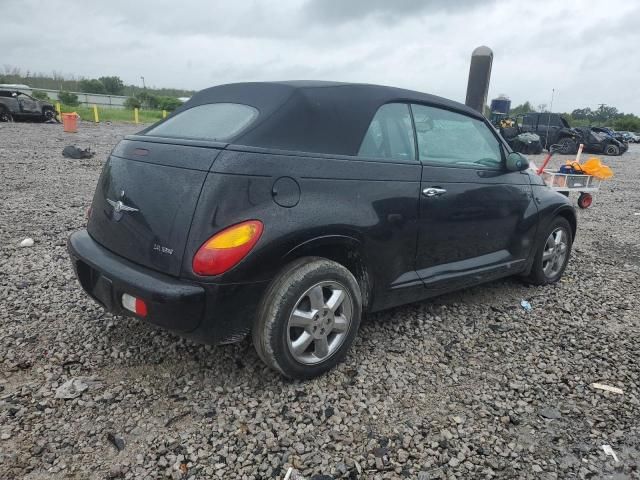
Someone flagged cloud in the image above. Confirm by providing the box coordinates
[303,0,495,25]
[1,0,639,114]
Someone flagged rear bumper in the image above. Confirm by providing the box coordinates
[67,230,267,344]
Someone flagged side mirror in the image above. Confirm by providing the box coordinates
[506,152,529,172]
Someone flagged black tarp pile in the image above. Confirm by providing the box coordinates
[62,145,95,159]
[500,127,543,154]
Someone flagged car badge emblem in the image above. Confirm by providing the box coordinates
[107,191,138,217]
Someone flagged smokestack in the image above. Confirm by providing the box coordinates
[465,46,493,114]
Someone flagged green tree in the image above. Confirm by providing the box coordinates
[570,108,593,121]
[124,96,141,110]
[58,90,79,106]
[510,101,535,115]
[156,96,183,111]
[32,90,50,101]
[98,76,125,95]
[593,105,619,124]
[78,79,107,94]
[613,115,640,132]
[136,91,159,109]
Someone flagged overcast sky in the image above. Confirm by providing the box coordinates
[3,0,639,114]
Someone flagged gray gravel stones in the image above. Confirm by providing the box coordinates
[1,122,640,478]
[54,377,92,399]
[538,407,562,420]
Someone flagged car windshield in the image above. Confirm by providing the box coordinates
[145,103,259,141]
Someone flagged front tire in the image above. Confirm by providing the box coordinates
[42,108,57,122]
[604,144,620,156]
[526,217,572,286]
[253,257,362,379]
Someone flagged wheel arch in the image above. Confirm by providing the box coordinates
[554,206,577,241]
[282,235,372,312]
[522,204,577,277]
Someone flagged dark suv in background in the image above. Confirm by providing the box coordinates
[520,112,627,155]
[0,89,57,122]
[520,112,580,153]
[68,81,576,379]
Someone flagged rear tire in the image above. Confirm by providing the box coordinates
[556,137,577,154]
[253,257,362,379]
[525,217,572,286]
[605,144,620,156]
[0,107,13,122]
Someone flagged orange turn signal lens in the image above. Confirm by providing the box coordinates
[192,220,263,276]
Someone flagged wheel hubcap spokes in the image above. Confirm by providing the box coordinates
[542,228,568,277]
[287,281,353,365]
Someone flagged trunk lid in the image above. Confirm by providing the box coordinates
[87,138,223,277]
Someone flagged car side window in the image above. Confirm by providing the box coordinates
[411,104,503,169]
[358,103,415,162]
[538,113,560,127]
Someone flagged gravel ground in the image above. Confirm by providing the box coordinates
[1,121,639,480]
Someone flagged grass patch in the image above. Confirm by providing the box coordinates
[58,104,165,124]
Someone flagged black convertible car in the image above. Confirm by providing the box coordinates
[68,81,576,379]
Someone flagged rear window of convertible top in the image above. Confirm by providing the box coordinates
[145,103,259,142]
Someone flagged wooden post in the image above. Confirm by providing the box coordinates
[55,102,62,119]
[134,108,139,124]
[465,46,493,114]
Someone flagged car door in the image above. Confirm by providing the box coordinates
[17,93,40,115]
[537,113,565,147]
[354,102,424,310]
[411,104,537,294]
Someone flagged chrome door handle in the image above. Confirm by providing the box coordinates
[422,187,447,197]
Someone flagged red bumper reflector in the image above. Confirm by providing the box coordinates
[122,293,147,317]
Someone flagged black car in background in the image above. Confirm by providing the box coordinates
[575,127,628,156]
[68,81,576,379]
[0,89,57,122]
[588,127,629,155]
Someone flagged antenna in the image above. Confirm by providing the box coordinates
[544,88,555,149]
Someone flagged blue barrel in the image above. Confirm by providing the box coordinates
[490,96,511,114]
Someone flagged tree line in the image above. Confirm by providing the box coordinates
[0,66,192,111]
[510,101,640,131]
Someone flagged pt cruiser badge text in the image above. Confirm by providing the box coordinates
[153,244,174,255]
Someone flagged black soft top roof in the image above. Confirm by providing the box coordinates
[170,81,483,156]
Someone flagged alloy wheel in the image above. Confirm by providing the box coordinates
[287,281,353,365]
[542,227,569,278]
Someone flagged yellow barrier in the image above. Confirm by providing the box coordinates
[93,105,99,123]
[55,102,62,119]
[134,108,139,124]
[162,110,167,119]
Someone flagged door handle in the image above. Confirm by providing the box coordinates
[422,187,447,197]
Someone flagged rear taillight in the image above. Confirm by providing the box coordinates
[192,220,263,276]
